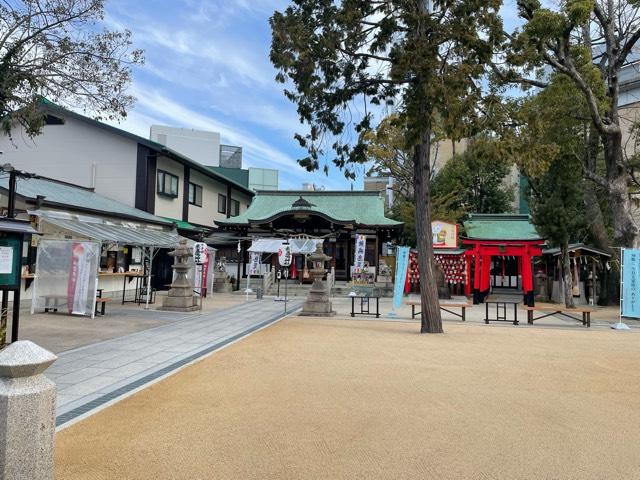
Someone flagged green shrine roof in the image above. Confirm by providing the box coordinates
[462,214,542,241]
[216,190,402,228]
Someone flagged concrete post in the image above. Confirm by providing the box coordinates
[0,341,57,480]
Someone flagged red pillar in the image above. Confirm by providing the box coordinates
[473,252,482,291]
[522,254,532,292]
[481,255,491,292]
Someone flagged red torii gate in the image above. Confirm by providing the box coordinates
[462,239,544,306]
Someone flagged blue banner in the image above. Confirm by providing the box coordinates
[393,247,411,310]
[622,249,640,318]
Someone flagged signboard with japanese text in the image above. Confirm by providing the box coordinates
[249,252,261,276]
[0,235,21,288]
[193,242,208,265]
[431,220,458,249]
[621,249,640,318]
[0,246,13,274]
[354,234,366,273]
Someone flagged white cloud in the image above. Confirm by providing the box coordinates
[136,87,289,162]
[102,0,360,191]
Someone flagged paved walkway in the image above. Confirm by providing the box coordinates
[48,299,302,427]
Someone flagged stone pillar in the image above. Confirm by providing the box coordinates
[0,341,57,480]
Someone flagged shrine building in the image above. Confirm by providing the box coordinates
[215,190,403,282]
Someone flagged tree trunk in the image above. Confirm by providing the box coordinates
[583,125,612,251]
[603,128,639,249]
[414,121,443,334]
[561,239,575,308]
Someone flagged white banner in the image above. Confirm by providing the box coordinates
[249,252,261,275]
[354,234,366,273]
[69,243,92,315]
[278,244,292,267]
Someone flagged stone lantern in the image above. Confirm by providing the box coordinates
[160,239,199,312]
[299,242,335,317]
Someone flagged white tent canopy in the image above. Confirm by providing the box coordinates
[30,210,193,311]
[248,237,323,254]
[31,210,193,248]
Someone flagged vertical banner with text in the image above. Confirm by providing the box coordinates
[249,252,261,276]
[622,248,640,318]
[67,243,91,315]
[393,247,411,310]
[354,234,366,273]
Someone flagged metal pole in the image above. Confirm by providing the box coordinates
[7,169,17,219]
[145,247,154,310]
[0,169,14,338]
[9,292,21,340]
[236,240,242,291]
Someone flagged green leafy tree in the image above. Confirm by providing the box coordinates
[529,157,587,308]
[505,71,610,306]
[0,0,144,137]
[432,140,514,215]
[270,1,503,333]
[494,0,640,248]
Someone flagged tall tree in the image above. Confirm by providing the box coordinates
[529,157,587,308]
[271,0,502,333]
[0,0,144,137]
[431,139,514,215]
[495,0,640,248]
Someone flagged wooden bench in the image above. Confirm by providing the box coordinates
[523,305,596,327]
[406,299,473,321]
[95,297,111,316]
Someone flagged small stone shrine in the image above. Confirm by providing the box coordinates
[160,239,199,312]
[299,243,336,317]
[374,259,394,296]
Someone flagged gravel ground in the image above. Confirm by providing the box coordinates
[54,316,640,479]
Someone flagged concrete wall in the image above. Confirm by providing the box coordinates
[0,115,138,206]
[150,125,220,167]
[186,170,252,227]
[432,138,468,176]
[154,156,185,220]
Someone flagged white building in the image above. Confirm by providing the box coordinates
[150,125,221,167]
[0,101,254,231]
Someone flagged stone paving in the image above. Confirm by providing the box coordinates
[48,299,302,426]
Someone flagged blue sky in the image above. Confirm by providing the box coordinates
[104,0,524,191]
[104,0,345,190]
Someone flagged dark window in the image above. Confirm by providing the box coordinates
[188,182,203,207]
[231,199,240,217]
[157,170,179,197]
[218,194,227,214]
[44,114,64,125]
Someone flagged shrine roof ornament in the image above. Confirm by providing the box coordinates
[291,196,316,209]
